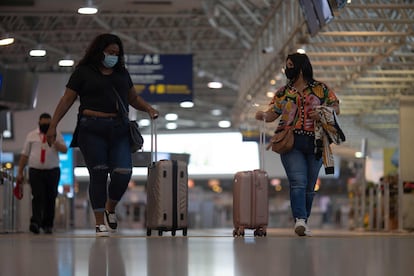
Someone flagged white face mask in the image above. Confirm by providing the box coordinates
[102,52,118,68]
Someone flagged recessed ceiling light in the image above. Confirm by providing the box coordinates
[211,109,222,116]
[165,113,178,121]
[29,49,46,57]
[180,101,194,108]
[58,59,75,67]
[78,7,98,15]
[208,81,223,89]
[218,120,231,128]
[166,122,177,130]
[0,37,14,46]
[139,119,150,127]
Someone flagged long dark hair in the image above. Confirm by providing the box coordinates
[286,53,314,83]
[77,33,126,71]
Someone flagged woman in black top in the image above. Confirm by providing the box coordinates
[46,33,159,236]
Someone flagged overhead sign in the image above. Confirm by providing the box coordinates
[126,54,193,103]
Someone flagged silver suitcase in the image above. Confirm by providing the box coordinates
[146,121,188,236]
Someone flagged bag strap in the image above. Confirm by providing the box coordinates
[111,87,128,118]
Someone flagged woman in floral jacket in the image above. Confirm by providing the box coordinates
[256,52,340,237]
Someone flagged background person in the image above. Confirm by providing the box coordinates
[46,33,159,237]
[256,53,340,237]
[17,112,68,234]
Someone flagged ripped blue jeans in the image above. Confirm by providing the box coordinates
[280,134,322,221]
[77,115,132,211]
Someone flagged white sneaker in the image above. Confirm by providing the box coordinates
[104,210,118,233]
[294,218,307,236]
[96,224,109,237]
[304,227,313,237]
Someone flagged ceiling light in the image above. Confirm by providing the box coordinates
[78,7,98,14]
[208,81,223,89]
[218,120,231,128]
[297,48,306,54]
[355,151,364,158]
[58,59,75,67]
[0,37,14,46]
[211,109,222,116]
[139,119,150,127]
[166,122,177,130]
[29,49,46,57]
[266,91,275,98]
[165,113,178,121]
[180,101,194,108]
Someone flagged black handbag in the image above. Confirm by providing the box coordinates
[128,120,144,153]
[112,87,144,153]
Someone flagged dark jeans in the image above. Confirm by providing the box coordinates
[280,134,322,221]
[77,116,132,212]
[29,167,60,228]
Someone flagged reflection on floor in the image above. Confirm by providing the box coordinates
[0,228,413,276]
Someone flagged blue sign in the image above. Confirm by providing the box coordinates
[58,133,74,191]
[126,54,193,103]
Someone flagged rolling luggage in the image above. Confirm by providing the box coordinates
[146,120,188,236]
[233,122,269,237]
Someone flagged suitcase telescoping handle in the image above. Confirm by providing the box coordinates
[150,118,157,163]
[259,119,266,171]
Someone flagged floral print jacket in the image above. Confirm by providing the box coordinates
[270,81,339,135]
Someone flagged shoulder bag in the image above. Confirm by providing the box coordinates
[268,128,294,154]
[112,88,144,153]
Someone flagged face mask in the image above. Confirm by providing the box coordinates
[39,124,50,134]
[102,53,118,68]
[285,67,300,80]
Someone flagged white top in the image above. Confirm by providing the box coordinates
[21,128,65,169]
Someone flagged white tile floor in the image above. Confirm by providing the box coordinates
[0,228,413,276]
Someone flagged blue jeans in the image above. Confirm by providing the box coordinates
[77,116,132,211]
[280,134,322,221]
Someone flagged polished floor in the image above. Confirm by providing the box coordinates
[0,228,413,276]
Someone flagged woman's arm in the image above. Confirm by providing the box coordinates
[46,88,78,146]
[127,86,159,119]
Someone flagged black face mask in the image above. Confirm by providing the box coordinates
[39,124,50,134]
[285,67,300,80]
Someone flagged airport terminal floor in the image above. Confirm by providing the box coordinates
[0,228,413,276]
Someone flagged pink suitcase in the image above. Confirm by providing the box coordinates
[233,121,269,237]
[233,169,268,237]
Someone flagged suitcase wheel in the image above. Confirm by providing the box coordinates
[183,228,187,236]
[146,228,152,236]
[254,228,266,237]
[233,228,245,237]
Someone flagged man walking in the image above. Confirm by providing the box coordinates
[16,113,67,234]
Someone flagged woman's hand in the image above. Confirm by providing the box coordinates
[46,127,57,147]
[148,107,159,119]
[255,109,278,122]
[255,111,266,121]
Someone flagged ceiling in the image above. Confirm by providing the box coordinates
[0,0,413,159]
